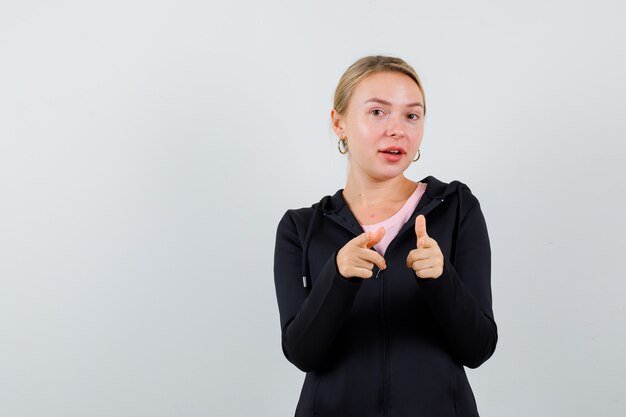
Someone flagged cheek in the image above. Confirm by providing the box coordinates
[411,125,425,140]
[359,117,387,135]
[350,119,380,139]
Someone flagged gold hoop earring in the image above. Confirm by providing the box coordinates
[412,149,421,162]
[338,137,348,154]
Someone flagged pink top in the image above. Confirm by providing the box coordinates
[359,182,427,256]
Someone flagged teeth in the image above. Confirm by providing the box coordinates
[389,150,400,154]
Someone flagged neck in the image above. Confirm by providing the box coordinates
[342,169,417,208]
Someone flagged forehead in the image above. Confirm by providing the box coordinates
[351,71,423,104]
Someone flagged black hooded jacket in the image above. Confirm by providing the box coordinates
[273,176,497,417]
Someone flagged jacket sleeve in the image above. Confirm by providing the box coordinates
[415,194,498,369]
[273,210,363,372]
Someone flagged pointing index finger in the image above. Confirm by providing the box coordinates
[367,226,385,248]
[358,231,372,248]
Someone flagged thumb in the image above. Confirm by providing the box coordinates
[415,215,428,247]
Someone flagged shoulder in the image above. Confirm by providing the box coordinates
[277,189,339,228]
[423,175,483,218]
[447,179,486,225]
[275,209,306,250]
[277,206,315,229]
[423,175,479,201]
[282,206,316,223]
[453,180,480,209]
[275,202,321,242]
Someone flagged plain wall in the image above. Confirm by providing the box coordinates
[1,1,625,416]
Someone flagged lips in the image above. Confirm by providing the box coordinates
[379,147,405,163]
[379,146,406,155]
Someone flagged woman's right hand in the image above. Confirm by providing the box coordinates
[336,227,387,279]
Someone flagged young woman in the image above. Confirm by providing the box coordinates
[273,55,497,417]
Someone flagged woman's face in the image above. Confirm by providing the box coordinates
[332,71,425,181]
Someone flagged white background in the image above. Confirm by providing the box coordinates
[1,1,625,416]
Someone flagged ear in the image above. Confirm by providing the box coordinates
[330,109,345,139]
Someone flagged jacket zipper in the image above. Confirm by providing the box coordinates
[379,268,389,417]
[377,198,444,417]
[322,197,445,417]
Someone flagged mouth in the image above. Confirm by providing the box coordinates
[378,147,405,162]
[379,147,405,155]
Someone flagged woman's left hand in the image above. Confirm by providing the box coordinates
[406,215,444,279]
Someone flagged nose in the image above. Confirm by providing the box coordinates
[386,113,405,138]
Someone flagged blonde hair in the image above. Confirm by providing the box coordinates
[333,55,426,116]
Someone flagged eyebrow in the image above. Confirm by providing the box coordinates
[364,98,424,108]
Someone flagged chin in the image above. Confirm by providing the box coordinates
[374,168,408,180]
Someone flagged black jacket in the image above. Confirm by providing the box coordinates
[273,176,498,417]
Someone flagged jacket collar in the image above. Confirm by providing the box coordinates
[317,175,456,214]
[313,175,459,239]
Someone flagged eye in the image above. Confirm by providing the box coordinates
[407,113,421,121]
[371,109,384,116]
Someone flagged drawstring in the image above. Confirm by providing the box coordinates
[450,185,462,265]
[301,204,321,290]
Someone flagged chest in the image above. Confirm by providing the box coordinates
[307,198,458,286]
[351,201,406,226]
